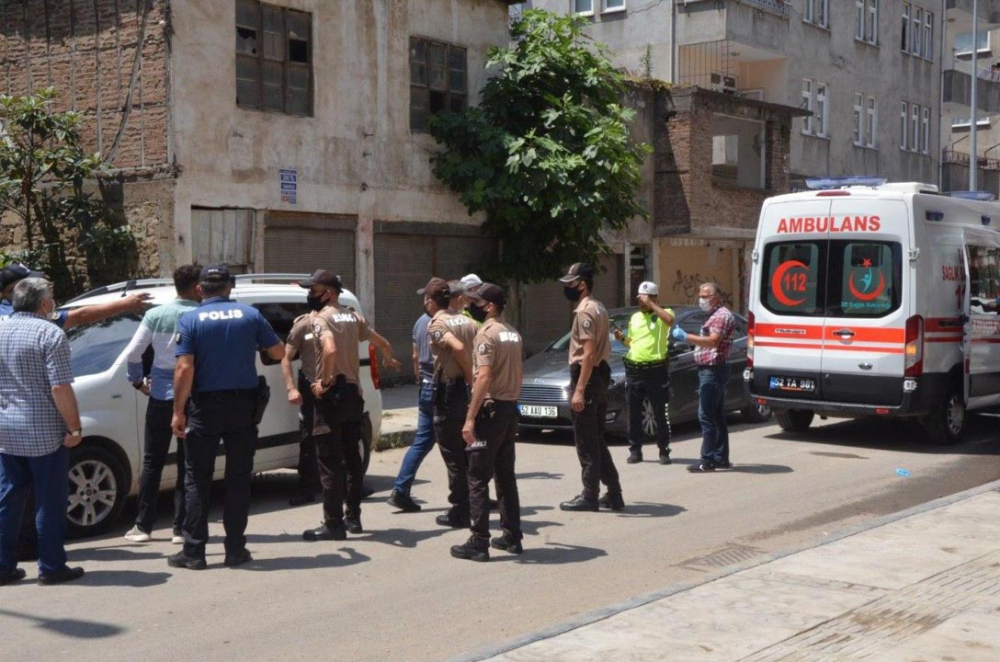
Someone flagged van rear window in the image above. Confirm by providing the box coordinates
[762,240,901,318]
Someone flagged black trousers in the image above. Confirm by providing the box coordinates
[182,391,258,559]
[135,397,186,533]
[467,401,521,540]
[314,385,365,522]
[295,371,321,493]
[570,362,621,500]
[434,379,470,515]
[625,362,671,455]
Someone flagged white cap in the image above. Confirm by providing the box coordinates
[637,281,658,296]
[461,273,483,290]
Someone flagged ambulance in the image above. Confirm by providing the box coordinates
[745,177,1000,444]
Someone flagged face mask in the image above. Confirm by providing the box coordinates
[467,304,488,323]
[563,285,582,303]
[698,297,713,312]
[306,294,325,312]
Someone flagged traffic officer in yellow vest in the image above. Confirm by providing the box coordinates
[614,281,675,465]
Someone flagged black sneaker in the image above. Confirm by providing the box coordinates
[451,535,490,562]
[598,492,625,511]
[0,568,26,586]
[387,490,421,513]
[716,460,733,469]
[303,522,347,541]
[167,552,207,570]
[288,491,316,506]
[626,450,643,464]
[37,566,85,585]
[224,549,253,568]
[490,532,523,554]
[345,516,363,534]
[436,509,470,528]
[559,495,599,512]
[687,462,717,473]
[659,452,673,465]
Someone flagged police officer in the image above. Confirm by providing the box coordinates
[451,284,523,562]
[300,270,400,540]
[614,281,675,465]
[420,277,476,528]
[169,265,284,570]
[558,263,624,512]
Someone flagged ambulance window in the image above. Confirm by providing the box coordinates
[761,241,825,316]
[828,241,901,318]
[967,245,1000,312]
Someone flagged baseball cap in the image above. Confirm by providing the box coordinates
[447,280,466,296]
[0,264,43,290]
[460,273,483,290]
[297,269,342,290]
[200,264,234,283]
[417,277,450,298]
[559,262,594,283]
[637,281,658,296]
[468,283,506,308]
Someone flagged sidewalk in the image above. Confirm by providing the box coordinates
[457,480,1000,662]
[375,384,420,451]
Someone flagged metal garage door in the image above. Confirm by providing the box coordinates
[263,213,357,291]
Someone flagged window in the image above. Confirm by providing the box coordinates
[910,104,919,153]
[912,7,922,57]
[901,3,909,52]
[955,31,991,55]
[802,79,813,135]
[951,116,992,129]
[921,106,930,154]
[969,246,1000,312]
[574,0,594,14]
[900,101,908,150]
[854,93,864,146]
[815,83,828,137]
[762,242,824,316]
[856,0,865,40]
[254,303,309,343]
[866,0,879,45]
[65,313,143,378]
[604,0,625,11]
[866,96,877,148]
[923,12,934,60]
[805,0,828,28]
[410,37,467,133]
[235,0,312,115]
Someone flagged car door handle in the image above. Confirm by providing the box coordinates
[833,329,855,338]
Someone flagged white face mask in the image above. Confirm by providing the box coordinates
[698,297,713,312]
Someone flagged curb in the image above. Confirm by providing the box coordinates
[374,429,416,452]
[446,477,1000,662]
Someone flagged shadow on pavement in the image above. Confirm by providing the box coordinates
[617,502,686,518]
[243,547,370,572]
[67,546,166,562]
[351,527,454,549]
[517,471,565,480]
[494,542,607,565]
[728,463,794,474]
[0,608,124,638]
[75,570,172,588]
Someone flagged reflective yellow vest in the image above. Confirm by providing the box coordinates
[625,309,672,363]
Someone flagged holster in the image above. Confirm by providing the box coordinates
[569,361,610,392]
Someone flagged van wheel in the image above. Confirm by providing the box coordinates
[774,409,814,433]
[360,414,373,477]
[741,402,773,424]
[66,444,128,539]
[922,386,965,446]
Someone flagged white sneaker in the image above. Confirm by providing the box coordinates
[170,534,184,545]
[124,526,151,543]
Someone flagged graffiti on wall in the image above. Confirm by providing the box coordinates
[671,269,730,305]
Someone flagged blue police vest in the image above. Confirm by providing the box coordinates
[175,297,280,392]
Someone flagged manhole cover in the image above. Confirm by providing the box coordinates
[678,544,765,571]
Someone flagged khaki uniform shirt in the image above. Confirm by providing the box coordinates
[569,296,611,366]
[316,304,372,385]
[285,313,324,382]
[428,310,476,381]
[473,317,523,401]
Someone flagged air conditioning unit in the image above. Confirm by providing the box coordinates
[738,89,764,101]
[710,73,737,94]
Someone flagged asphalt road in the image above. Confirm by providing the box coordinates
[3,414,999,662]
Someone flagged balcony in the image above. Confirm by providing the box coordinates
[677,0,789,53]
[943,68,1000,114]
[945,0,1000,31]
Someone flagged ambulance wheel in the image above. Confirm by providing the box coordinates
[774,409,814,433]
[922,386,965,446]
[741,402,773,423]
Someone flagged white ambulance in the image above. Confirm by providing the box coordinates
[745,177,1000,444]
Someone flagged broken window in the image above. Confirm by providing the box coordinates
[410,37,467,133]
[235,0,312,116]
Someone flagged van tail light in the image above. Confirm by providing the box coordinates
[746,311,755,368]
[369,344,381,390]
[904,315,924,377]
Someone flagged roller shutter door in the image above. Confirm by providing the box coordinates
[263,213,357,291]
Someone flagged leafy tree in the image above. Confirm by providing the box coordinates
[0,88,134,297]
[429,9,650,285]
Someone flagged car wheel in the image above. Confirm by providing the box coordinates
[921,383,965,446]
[741,401,773,423]
[360,413,373,477]
[66,443,128,538]
[774,409,814,433]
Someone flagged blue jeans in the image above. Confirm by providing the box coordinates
[697,365,730,465]
[392,383,436,495]
[0,446,70,575]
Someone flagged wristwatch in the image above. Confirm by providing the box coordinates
[69,429,82,436]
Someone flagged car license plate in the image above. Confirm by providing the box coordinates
[769,376,816,393]
[520,404,558,418]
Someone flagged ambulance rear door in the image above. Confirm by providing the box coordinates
[963,227,1000,409]
[820,198,910,405]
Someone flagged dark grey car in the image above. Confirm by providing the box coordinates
[517,306,772,437]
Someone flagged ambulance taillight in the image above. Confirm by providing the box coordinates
[904,315,924,377]
[746,310,755,368]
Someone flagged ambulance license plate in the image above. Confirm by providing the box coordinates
[769,376,816,393]
[520,405,558,418]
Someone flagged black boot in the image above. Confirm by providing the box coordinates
[490,532,523,554]
[303,521,347,541]
[387,490,421,513]
[345,516,363,534]
[435,508,470,528]
[598,492,625,511]
[559,495,599,512]
[626,449,643,464]
[658,450,672,465]
[451,535,490,562]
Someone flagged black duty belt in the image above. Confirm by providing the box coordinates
[623,358,667,370]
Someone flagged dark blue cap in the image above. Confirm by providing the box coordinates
[199,264,232,283]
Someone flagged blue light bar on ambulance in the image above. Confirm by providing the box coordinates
[805,177,887,190]
[926,211,945,221]
[947,191,997,201]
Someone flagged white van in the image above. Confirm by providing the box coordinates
[60,275,383,537]
[745,178,1000,444]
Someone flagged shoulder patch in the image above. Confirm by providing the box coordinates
[477,342,487,355]
[432,329,443,341]
[582,319,592,330]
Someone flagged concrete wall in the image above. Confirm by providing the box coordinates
[169,0,511,319]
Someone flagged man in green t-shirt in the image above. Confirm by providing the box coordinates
[614,281,675,465]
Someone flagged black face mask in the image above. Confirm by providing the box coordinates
[306,294,325,312]
[467,304,488,323]
[563,285,582,302]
